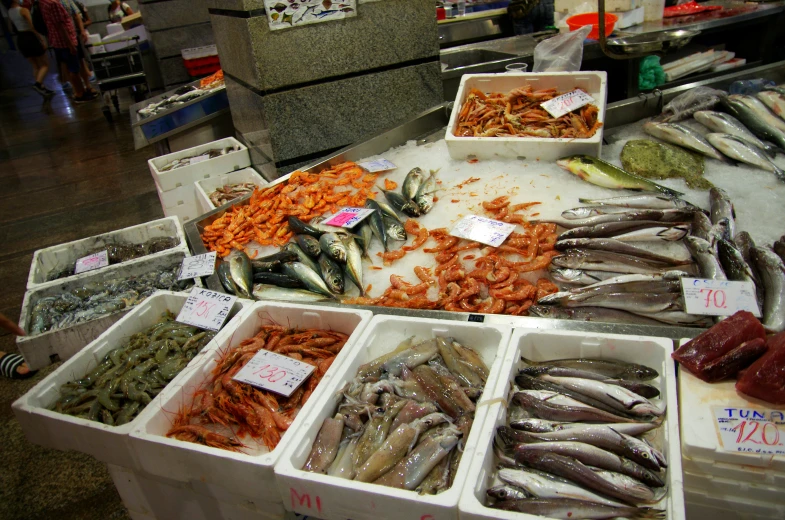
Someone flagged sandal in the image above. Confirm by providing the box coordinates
[0,353,37,380]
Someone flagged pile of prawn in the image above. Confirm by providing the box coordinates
[348,196,561,315]
[455,85,602,139]
[201,162,378,257]
[166,325,349,452]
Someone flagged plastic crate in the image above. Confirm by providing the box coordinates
[17,250,195,370]
[445,72,607,161]
[148,137,250,192]
[129,303,373,506]
[27,217,187,290]
[195,167,267,214]
[12,292,246,469]
[459,328,684,520]
[274,315,512,520]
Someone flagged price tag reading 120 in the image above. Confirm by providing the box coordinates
[681,278,760,317]
[176,287,237,331]
[232,349,316,397]
[713,406,785,456]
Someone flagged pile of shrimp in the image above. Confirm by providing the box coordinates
[347,196,560,316]
[166,325,349,452]
[201,162,378,257]
[454,85,602,139]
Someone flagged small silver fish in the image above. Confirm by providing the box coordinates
[644,121,729,162]
[694,110,778,156]
[319,233,348,263]
[706,133,785,181]
[402,167,425,201]
[414,169,438,214]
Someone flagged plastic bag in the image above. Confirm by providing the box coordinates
[533,26,591,72]
[660,86,726,122]
[638,55,666,91]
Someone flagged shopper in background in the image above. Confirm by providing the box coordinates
[508,0,554,35]
[0,313,36,380]
[5,0,54,97]
[74,0,89,27]
[107,0,132,23]
[38,0,95,102]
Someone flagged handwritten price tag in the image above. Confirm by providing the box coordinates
[176,287,237,331]
[323,207,376,228]
[541,89,596,119]
[357,158,396,173]
[450,215,516,248]
[74,250,109,274]
[713,406,785,456]
[233,349,316,396]
[178,252,217,280]
[681,278,761,317]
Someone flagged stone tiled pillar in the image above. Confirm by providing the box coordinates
[207,0,443,180]
[137,0,215,89]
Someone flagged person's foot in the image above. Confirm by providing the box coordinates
[73,93,95,104]
[33,83,48,97]
[0,352,36,379]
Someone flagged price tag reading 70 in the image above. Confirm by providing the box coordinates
[681,278,760,317]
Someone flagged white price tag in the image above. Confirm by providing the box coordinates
[178,252,217,280]
[189,155,210,165]
[357,158,396,173]
[323,207,376,228]
[540,89,596,119]
[681,278,760,317]
[74,250,109,274]
[232,349,316,397]
[713,406,785,456]
[450,215,516,248]
[176,287,237,331]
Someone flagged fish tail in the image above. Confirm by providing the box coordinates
[635,507,667,519]
[652,182,684,198]
[772,164,785,183]
[520,356,539,366]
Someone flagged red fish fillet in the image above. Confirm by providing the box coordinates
[736,332,785,405]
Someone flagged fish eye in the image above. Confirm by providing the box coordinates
[642,453,650,459]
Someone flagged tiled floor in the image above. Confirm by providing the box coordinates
[1,46,161,520]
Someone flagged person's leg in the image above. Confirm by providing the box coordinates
[55,48,86,97]
[34,55,49,85]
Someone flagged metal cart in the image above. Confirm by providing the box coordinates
[85,36,151,122]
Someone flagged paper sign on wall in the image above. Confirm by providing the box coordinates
[74,250,109,274]
[233,349,316,397]
[713,406,785,456]
[541,89,596,118]
[176,287,237,331]
[178,252,217,280]
[450,215,516,248]
[681,278,761,317]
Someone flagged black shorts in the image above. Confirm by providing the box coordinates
[17,31,46,58]
[54,47,80,73]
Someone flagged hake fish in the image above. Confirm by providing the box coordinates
[643,121,729,162]
[558,221,689,241]
[685,236,726,280]
[556,155,683,196]
[497,467,628,507]
[551,249,690,275]
[513,390,638,424]
[555,238,693,265]
[578,194,700,210]
[521,356,659,381]
[535,209,696,229]
[694,110,778,156]
[706,133,785,181]
[539,375,664,417]
[528,305,667,326]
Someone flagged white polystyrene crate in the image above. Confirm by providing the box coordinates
[27,217,187,290]
[11,291,245,469]
[129,302,374,505]
[681,453,785,487]
[445,72,607,162]
[17,250,195,370]
[274,315,512,520]
[157,182,198,210]
[160,198,201,225]
[683,467,785,504]
[677,338,785,472]
[459,328,684,520]
[149,137,250,192]
[195,167,267,214]
[684,487,785,520]
[615,6,645,28]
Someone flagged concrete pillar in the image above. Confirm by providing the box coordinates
[207,0,443,180]
[137,0,215,89]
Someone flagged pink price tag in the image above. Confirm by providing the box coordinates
[323,207,375,228]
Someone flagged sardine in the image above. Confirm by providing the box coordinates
[528,305,666,326]
[288,216,323,238]
[317,253,344,294]
[319,233,348,263]
[380,188,421,217]
[685,236,726,280]
[497,467,627,507]
[758,89,785,121]
[694,110,778,156]
[252,284,330,302]
[365,199,389,252]
[578,194,700,210]
[556,155,683,196]
[283,242,320,274]
[551,249,688,275]
[414,169,439,213]
[513,390,638,424]
[251,272,304,288]
[402,167,425,200]
[294,234,322,258]
[721,95,785,150]
[282,262,336,298]
[227,251,254,299]
[775,238,785,264]
[751,246,785,332]
[535,209,696,229]
[643,121,729,162]
[706,133,785,181]
[521,356,658,380]
[303,414,344,473]
[558,220,689,241]
[555,238,693,265]
[540,375,664,417]
[492,498,664,518]
[383,214,408,241]
[343,236,365,296]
